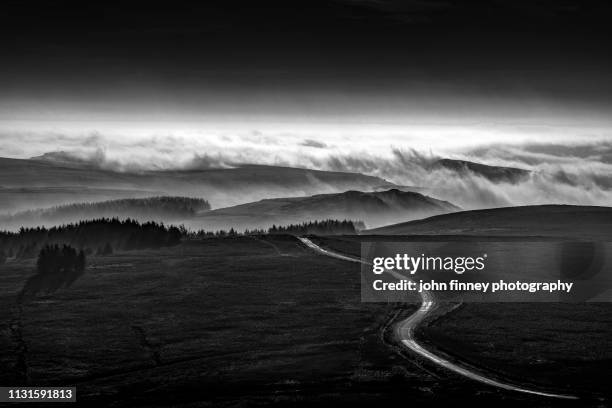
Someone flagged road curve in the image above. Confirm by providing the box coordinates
[298,237,577,400]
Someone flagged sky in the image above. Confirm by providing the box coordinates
[1,0,612,170]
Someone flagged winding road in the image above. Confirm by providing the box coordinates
[298,237,577,400]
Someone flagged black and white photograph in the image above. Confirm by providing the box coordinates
[0,1,611,406]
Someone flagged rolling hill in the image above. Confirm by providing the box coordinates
[366,205,612,239]
[0,157,396,212]
[190,189,460,231]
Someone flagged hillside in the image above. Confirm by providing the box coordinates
[0,157,395,212]
[366,205,612,239]
[191,189,459,231]
[0,196,210,230]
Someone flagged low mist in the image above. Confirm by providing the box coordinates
[1,129,611,219]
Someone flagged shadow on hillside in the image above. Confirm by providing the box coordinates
[19,266,86,300]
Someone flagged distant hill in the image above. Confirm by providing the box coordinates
[0,197,211,230]
[0,157,396,212]
[191,189,460,231]
[0,186,162,214]
[434,158,530,183]
[366,205,612,240]
[30,151,105,169]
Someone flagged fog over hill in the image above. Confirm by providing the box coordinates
[0,197,210,230]
[192,189,459,231]
[0,157,395,213]
[325,149,612,210]
[3,142,612,218]
[19,140,612,211]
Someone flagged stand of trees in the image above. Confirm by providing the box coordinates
[98,242,114,256]
[268,219,361,235]
[186,219,363,239]
[19,244,87,298]
[0,217,362,259]
[188,227,262,239]
[0,218,183,259]
[37,244,86,275]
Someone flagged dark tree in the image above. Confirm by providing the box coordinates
[76,250,86,273]
[102,242,113,255]
[23,244,88,298]
[37,244,80,275]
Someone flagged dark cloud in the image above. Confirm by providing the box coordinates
[300,139,328,149]
[1,0,611,115]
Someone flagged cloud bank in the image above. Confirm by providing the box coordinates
[1,126,611,209]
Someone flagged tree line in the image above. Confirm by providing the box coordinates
[0,218,362,262]
[37,244,86,275]
[269,219,362,235]
[186,219,363,239]
[0,218,183,260]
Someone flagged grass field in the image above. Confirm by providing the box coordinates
[418,303,611,398]
[0,236,427,407]
[316,235,612,402]
[0,235,608,406]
